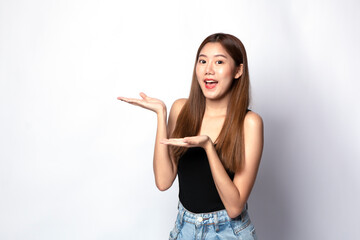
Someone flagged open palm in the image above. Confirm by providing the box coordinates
[160,135,211,149]
[117,92,166,114]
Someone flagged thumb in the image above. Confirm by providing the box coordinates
[139,92,148,100]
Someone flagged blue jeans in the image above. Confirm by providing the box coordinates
[169,202,257,240]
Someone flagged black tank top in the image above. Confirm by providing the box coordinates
[177,146,234,213]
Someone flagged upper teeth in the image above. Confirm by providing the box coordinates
[205,80,216,83]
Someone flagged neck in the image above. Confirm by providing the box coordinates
[204,94,230,117]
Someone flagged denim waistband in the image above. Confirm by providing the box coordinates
[177,201,248,230]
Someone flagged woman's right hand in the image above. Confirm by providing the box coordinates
[117,92,166,114]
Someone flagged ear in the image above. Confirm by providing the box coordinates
[234,64,243,79]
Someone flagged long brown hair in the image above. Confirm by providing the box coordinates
[171,33,250,172]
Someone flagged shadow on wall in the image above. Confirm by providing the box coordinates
[249,113,293,240]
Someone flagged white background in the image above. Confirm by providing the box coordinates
[1,0,359,239]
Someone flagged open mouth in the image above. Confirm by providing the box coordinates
[204,79,218,89]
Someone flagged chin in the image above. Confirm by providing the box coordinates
[203,94,221,100]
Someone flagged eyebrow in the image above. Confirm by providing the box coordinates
[199,54,228,58]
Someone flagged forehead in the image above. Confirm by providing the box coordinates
[199,42,230,58]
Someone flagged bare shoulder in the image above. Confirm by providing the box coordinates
[172,98,187,109]
[243,111,264,164]
[244,111,263,130]
[170,98,187,116]
[168,98,187,132]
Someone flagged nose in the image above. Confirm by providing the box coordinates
[205,62,214,75]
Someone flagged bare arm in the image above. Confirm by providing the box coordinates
[161,111,263,217]
[118,93,186,191]
[152,100,182,191]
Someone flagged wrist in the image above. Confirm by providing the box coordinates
[156,107,167,118]
[203,137,214,151]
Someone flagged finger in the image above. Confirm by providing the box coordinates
[183,139,199,145]
[161,138,186,145]
[139,92,148,100]
[183,138,195,143]
[118,96,132,103]
[183,136,200,142]
[161,138,199,147]
[160,138,185,144]
[183,136,196,141]
[118,97,140,104]
[117,96,131,101]
[118,97,139,103]
[118,98,147,108]
[161,141,190,147]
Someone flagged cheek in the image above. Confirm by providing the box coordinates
[219,67,233,79]
[221,68,235,87]
[195,66,202,80]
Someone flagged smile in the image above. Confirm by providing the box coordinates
[204,79,218,89]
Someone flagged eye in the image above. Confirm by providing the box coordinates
[198,59,206,64]
[216,60,224,64]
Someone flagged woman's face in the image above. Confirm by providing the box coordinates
[196,42,242,101]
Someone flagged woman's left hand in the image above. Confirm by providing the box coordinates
[160,135,213,149]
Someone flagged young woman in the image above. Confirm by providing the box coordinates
[118,33,263,240]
